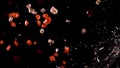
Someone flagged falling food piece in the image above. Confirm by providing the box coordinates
[14,12,20,18]
[14,39,19,47]
[81,28,87,34]
[49,55,56,62]
[86,10,93,17]
[18,22,21,25]
[42,14,49,18]
[99,47,104,51]
[31,11,37,15]
[0,40,4,45]
[39,28,45,34]
[36,20,41,26]
[13,55,21,62]
[44,17,52,25]
[33,41,37,45]
[96,0,101,5]
[8,16,13,22]
[10,21,16,28]
[25,20,29,26]
[11,12,20,18]
[84,66,89,68]
[47,17,52,23]
[63,46,70,54]
[41,24,47,28]
[55,48,59,52]
[62,38,67,43]
[18,33,22,36]
[35,14,41,20]
[53,52,59,57]
[40,8,46,13]
[50,6,58,15]
[6,44,11,52]
[65,19,71,23]
[26,39,32,46]
[28,8,35,13]
[75,47,78,50]
[97,57,100,62]
[26,3,31,9]
[28,8,37,15]
[62,60,67,65]
[43,19,47,24]
[48,39,54,45]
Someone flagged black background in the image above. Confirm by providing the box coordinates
[0,0,120,68]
